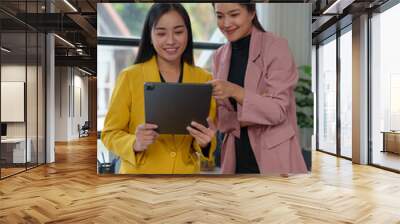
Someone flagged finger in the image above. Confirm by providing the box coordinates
[210,79,223,88]
[135,147,146,152]
[215,99,224,105]
[190,121,208,133]
[187,126,201,137]
[213,89,223,95]
[142,135,156,141]
[214,95,225,100]
[212,92,221,98]
[141,130,158,136]
[144,123,158,129]
[212,84,222,91]
[137,124,146,130]
[140,140,155,147]
[212,90,221,96]
[150,131,159,138]
[142,140,155,146]
[194,135,208,147]
[210,82,219,89]
[187,129,207,146]
[187,126,209,141]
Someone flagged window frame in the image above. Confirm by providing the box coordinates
[315,24,353,161]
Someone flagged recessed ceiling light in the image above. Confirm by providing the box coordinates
[322,0,356,15]
[78,67,92,76]
[323,0,344,14]
[63,0,78,12]
[54,34,75,48]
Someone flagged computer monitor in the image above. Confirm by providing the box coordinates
[1,123,7,137]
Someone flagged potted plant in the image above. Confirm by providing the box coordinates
[295,65,313,170]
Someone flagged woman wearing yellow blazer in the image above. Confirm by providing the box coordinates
[101,3,217,174]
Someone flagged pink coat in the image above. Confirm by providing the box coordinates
[212,27,308,174]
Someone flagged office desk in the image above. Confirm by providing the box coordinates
[1,138,31,164]
[381,131,400,154]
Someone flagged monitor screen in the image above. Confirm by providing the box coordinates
[1,123,6,137]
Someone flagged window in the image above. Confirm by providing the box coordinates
[97,45,137,131]
[339,28,352,158]
[98,3,225,43]
[317,36,337,155]
[371,3,400,171]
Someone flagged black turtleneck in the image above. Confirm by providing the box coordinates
[227,35,260,174]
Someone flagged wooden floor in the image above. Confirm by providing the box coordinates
[1,163,45,178]
[0,167,26,178]
[1,136,400,223]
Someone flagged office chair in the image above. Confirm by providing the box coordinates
[79,121,90,138]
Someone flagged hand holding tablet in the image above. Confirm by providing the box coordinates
[133,123,159,152]
[187,117,216,148]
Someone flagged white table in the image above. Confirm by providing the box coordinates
[1,138,31,163]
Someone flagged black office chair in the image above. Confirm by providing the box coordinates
[79,121,90,138]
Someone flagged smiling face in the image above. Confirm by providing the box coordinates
[150,10,188,64]
[214,3,255,42]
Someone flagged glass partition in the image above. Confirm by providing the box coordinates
[0,0,46,179]
[317,36,337,155]
[1,30,28,177]
[339,28,352,158]
[371,3,400,171]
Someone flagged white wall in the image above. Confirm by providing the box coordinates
[1,65,35,137]
[257,3,311,67]
[55,66,68,141]
[54,66,89,141]
[74,73,89,127]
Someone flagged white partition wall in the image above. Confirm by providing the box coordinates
[54,66,89,141]
[257,3,311,68]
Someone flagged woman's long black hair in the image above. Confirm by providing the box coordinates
[213,3,266,32]
[134,3,194,65]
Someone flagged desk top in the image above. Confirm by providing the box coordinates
[381,131,400,134]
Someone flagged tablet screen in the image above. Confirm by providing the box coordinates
[144,82,212,134]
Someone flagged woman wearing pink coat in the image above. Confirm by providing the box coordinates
[210,3,308,174]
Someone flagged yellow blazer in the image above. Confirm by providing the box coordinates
[101,56,217,174]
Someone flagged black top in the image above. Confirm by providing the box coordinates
[228,35,260,174]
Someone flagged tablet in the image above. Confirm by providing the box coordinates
[144,82,212,135]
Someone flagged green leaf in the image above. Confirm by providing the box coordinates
[298,65,312,77]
